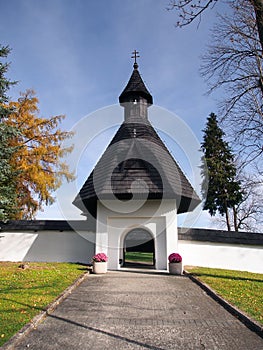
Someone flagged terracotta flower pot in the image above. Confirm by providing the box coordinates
[169,261,183,275]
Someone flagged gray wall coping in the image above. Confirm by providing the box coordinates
[0,220,94,232]
[1,220,262,245]
[178,227,263,246]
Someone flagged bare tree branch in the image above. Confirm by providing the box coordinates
[200,1,263,169]
[167,0,218,27]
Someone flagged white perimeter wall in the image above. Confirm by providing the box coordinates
[0,231,95,264]
[179,240,263,274]
[1,227,262,274]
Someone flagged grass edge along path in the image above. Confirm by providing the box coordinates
[185,266,263,332]
[0,262,89,347]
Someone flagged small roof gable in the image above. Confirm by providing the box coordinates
[119,65,153,105]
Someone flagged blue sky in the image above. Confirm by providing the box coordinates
[1,0,228,228]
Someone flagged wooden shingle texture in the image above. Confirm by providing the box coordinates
[73,120,201,214]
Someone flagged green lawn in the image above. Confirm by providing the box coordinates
[0,262,87,346]
[124,252,154,264]
[186,266,263,325]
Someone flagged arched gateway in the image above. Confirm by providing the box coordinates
[73,53,200,271]
[122,228,155,267]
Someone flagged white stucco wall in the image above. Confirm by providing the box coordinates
[178,240,263,274]
[0,230,95,264]
[1,222,262,274]
[96,199,178,270]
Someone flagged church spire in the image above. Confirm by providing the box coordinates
[119,51,153,106]
[119,51,153,122]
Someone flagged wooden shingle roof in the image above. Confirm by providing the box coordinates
[73,64,201,216]
[119,65,153,105]
[73,120,201,214]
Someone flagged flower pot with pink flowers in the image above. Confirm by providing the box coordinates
[168,253,183,275]
[92,253,108,274]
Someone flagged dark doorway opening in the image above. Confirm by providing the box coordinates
[123,228,155,268]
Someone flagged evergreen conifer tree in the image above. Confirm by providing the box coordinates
[0,45,19,220]
[201,113,243,231]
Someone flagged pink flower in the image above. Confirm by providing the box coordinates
[93,253,108,262]
[168,253,182,263]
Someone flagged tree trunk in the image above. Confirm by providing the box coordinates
[251,0,263,53]
[225,207,231,231]
[251,0,263,94]
[233,206,239,232]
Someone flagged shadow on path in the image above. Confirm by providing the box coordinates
[47,312,165,350]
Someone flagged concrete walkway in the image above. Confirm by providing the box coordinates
[9,270,263,349]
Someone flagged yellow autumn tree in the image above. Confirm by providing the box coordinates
[6,90,74,219]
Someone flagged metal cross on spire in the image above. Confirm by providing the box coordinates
[131,50,140,69]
